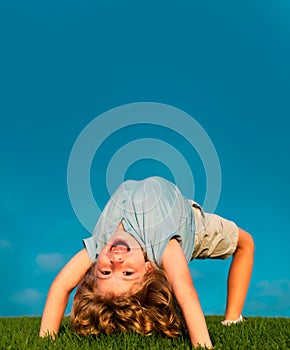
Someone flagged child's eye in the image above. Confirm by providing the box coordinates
[124,271,133,276]
[101,271,111,275]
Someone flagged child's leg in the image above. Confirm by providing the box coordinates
[225,228,254,320]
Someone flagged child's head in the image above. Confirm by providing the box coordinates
[92,229,153,296]
[71,225,184,337]
[71,264,182,337]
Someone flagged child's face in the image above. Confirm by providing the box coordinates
[94,227,151,296]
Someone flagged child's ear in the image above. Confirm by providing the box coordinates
[145,260,154,272]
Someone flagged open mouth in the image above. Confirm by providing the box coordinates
[110,240,130,253]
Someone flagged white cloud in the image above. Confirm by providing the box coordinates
[0,239,11,248]
[36,253,67,273]
[190,267,203,279]
[10,288,44,305]
[246,279,290,316]
[255,279,290,297]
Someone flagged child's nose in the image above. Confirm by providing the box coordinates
[110,255,124,263]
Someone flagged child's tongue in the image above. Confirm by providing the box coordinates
[110,241,130,253]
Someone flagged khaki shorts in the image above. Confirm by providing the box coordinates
[188,200,239,260]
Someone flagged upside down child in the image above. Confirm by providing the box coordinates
[40,176,254,348]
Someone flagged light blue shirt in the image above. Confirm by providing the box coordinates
[83,177,195,266]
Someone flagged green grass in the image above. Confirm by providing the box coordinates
[0,316,289,349]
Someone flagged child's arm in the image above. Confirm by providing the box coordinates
[162,239,213,349]
[39,248,92,338]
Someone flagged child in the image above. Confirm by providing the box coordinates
[40,177,254,348]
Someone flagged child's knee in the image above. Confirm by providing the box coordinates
[237,228,255,254]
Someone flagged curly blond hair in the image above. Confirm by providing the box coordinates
[71,262,183,337]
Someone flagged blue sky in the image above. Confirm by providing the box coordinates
[0,0,290,318]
